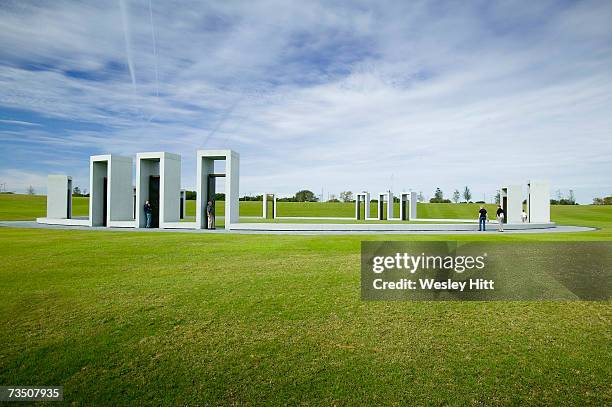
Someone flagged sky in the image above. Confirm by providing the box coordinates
[1,0,611,203]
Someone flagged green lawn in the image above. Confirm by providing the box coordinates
[0,227,610,405]
[1,195,611,405]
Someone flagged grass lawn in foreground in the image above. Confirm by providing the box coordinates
[0,225,610,405]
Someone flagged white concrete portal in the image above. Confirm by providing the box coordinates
[501,185,522,224]
[355,192,370,220]
[386,192,396,220]
[262,193,277,219]
[46,175,72,219]
[527,181,550,223]
[136,152,181,229]
[376,193,387,220]
[90,155,133,227]
[399,192,417,221]
[196,150,240,229]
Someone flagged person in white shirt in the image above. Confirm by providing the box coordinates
[521,210,528,223]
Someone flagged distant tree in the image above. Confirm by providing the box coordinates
[339,191,353,202]
[213,193,225,201]
[27,185,35,195]
[417,191,425,202]
[494,190,501,205]
[554,189,579,205]
[452,190,460,204]
[593,196,612,205]
[568,190,576,205]
[73,186,82,196]
[435,188,443,200]
[463,186,472,203]
[240,194,263,201]
[430,188,448,203]
[185,190,197,200]
[328,194,340,203]
[295,190,318,202]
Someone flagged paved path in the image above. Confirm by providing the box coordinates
[0,221,595,235]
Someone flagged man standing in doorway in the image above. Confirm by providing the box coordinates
[478,206,488,232]
[206,200,215,230]
[496,205,505,232]
[144,200,152,228]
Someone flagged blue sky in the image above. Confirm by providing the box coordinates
[1,0,611,202]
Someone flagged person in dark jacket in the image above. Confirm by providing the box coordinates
[478,206,487,231]
[206,200,215,230]
[144,200,153,228]
[496,205,505,232]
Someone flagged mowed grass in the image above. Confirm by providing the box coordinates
[0,227,610,406]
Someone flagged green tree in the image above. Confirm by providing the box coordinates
[434,188,443,200]
[463,186,472,202]
[339,191,353,202]
[295,190,318,202]
[452,190,460,203]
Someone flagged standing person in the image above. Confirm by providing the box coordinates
[521,210,528,223]
[496,205,505,232]
[144,200,152,228]
[206,200,215,230]
[478,206,487,232]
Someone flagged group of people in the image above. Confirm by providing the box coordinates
[478,205,529,232]
[142,200,216,229]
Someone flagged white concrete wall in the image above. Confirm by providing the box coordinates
[502,185,523,223]
[47,175,71,219]
[263,193,276,219]
[161,153,181,225]
[196,150,240,229]
[89,160,107,226]
[355,192,371,219]
[528,181,550,223]
[90,155,133,227]
[109,156,133,222]
[409,191,417,220]
[225,150,240,226]
[136,152,181,228]
[196,155,214,229]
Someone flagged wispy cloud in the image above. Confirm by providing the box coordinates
[0,119,40,126]
[0,0,611,202]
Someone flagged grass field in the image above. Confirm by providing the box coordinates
[0,195,611,405]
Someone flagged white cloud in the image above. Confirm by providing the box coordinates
[0,0,611,203]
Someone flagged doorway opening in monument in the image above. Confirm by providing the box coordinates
[148,176,160,228]
[356,195,366,220]
[66,178,73,219]
[102,176,108,226]
[206,160,226,229]
[377,195,386,220]
[502,195,508,224]
[401,197,408,221]
[264,194,275,219]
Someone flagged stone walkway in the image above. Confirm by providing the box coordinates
[0,221,595,235]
